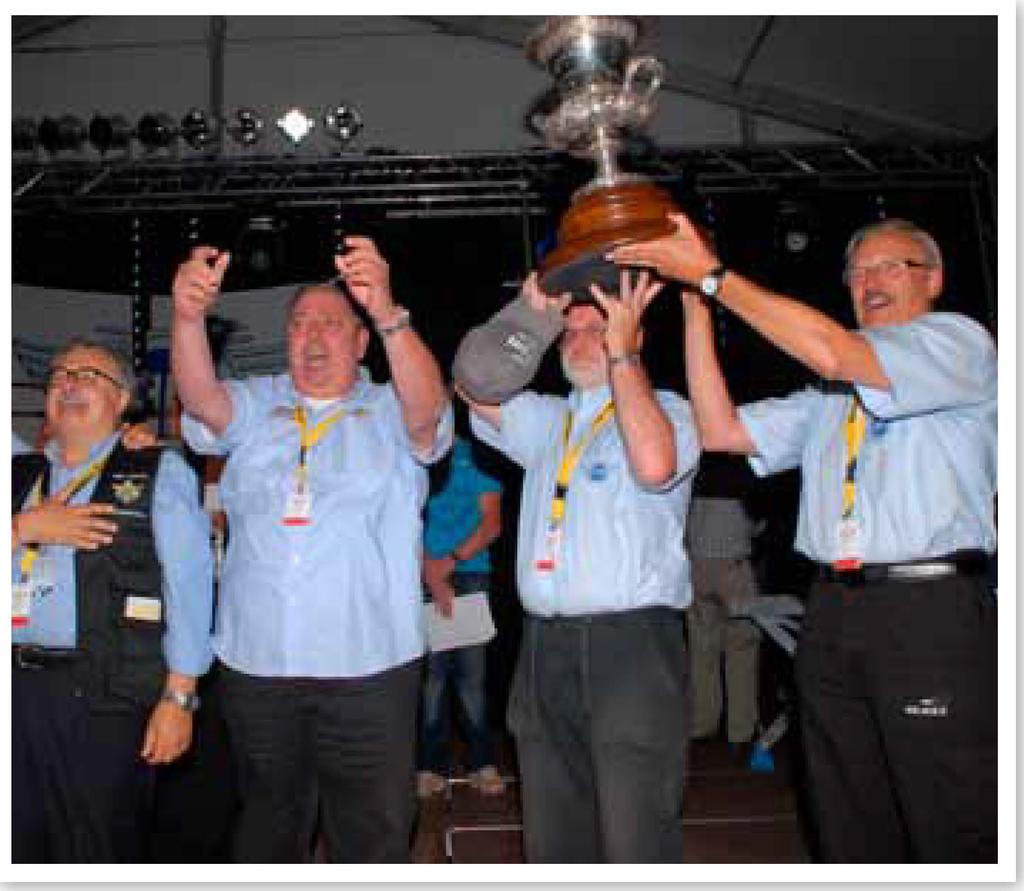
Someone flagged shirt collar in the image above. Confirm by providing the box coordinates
[569,384,613,418]
[284,366,371,415]
[45,429,120,472]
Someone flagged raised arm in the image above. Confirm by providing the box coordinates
[609,213,889,389]
[170,246,234,436]
[681,293,756,455]
[335,236,447,456]
[589,270,677,488]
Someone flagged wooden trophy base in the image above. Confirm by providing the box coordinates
[538,180,678,301]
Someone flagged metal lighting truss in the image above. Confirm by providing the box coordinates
[11,140,995,218]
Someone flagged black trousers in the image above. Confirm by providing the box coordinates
[795,573,996,862]
[218,657,422,863]
[508,607,690,863]
[12,661,154,863]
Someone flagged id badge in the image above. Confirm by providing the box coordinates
[535,523,562,573]
[282,468,312,526]
[12,582,31,628]
[834,516,863,568]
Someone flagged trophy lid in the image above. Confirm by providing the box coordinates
[526,16,643,86]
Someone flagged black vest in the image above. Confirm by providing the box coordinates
[12,442,167,711]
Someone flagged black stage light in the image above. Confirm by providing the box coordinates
[323,104,363,146]
[136,112,177,151]
[12,117,37,153]
[181,108,215,150]
[38,114,87,154]
[88,114,131,154]
[227,108,264,147]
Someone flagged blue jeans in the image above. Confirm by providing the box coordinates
[418,573,494,773]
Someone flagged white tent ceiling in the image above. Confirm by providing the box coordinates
[12,15,997,157]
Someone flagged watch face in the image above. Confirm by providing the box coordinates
[700,274,718,297]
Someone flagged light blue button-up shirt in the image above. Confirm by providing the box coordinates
[471,384,700,616]
[739,312,997,563]
[181,368,453,678]
[12,432,214,676]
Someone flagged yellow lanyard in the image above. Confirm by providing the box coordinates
[841,398,867,519]
[18,454,108,581]
[549,400,615,524]
[293,405,346,470]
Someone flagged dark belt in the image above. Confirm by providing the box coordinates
[816,550,990,586]
[12,645,83,670]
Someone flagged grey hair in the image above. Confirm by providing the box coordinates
[285,279,369,330]
[51,338,134,391]
[844,218,943,269]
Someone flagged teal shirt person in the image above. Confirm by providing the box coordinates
[423,436,502,574]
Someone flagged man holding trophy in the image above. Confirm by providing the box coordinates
[454,17,699,862]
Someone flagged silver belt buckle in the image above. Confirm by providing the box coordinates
[887,562,956,581]
[14,647,43,670]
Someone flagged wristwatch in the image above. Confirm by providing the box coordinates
[699,265,727,299]
[161,688,201,712]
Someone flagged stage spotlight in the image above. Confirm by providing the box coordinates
[776,199,816,256]
[88,114,131,154]
[181,108,215,150]
[227,108,264,147]
[38,115,87,154]
[323,104,363,146]
[136,112,178,151]
[233,213,286,278]
[13,118,37,153]
[276,108,314,146]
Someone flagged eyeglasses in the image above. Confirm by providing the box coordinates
[843,258,934,286]
[47,364,126,390]
[288,314,351,335]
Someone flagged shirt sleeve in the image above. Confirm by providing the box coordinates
[856,312,997,419]
[180,378,260,457]
[650,390,701,491]
[152,450,214,677]
[469,392,561,469]
[738,387,821,477]
[405,393,454,466]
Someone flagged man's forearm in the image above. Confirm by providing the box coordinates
[609,360,677,488]
[683,300,755,455]
[171,318,233,435]
[716,271,888,387]
[380,326,447,453]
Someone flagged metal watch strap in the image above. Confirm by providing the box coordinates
[376,307,411,336]
[608,351,642,368]
[161,688,200,712]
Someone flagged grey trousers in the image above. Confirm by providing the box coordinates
[686,557,761,743]
[508,607,690,863]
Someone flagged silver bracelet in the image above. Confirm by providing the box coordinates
[608,351,642,368]
[376,307,411,337]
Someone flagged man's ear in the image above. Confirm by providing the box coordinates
[117,389,131,418]
[636,327,645,350]
[356,326,371,360]
[927,265,944,302]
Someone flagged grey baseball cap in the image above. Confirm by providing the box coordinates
[452,293,565,404]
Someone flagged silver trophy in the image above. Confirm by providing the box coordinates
[525,16,678,299]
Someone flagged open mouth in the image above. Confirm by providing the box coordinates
[862,291,893,315]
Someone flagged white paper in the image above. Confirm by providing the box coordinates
[423,591,496,653]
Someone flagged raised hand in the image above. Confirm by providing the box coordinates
[588,269,665,359]
[334,236,397,325]
[172,246,230,324]
[521,271,572,317]
[607,212,718,286]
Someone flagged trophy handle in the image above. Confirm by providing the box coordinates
[623,56,664,102]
